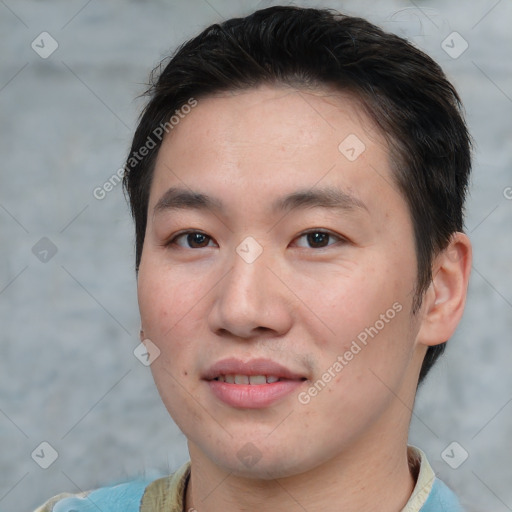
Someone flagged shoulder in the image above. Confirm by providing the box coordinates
[33,461,191,512]
[33,479,152,512]
[421,478,465,512]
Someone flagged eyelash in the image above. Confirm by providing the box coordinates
[165,229,346,250]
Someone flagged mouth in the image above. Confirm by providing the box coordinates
[212,374,302,384]
[204,358,307,408]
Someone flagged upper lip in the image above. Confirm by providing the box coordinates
[203,358,306,381]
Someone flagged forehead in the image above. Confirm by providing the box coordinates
[149,84,400,218]
[159,84,384,156]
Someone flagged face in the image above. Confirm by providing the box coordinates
[137,85,425,479]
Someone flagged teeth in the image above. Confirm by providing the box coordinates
[216,374,281,384]
[234,374,249,384]
[249,375,266,385]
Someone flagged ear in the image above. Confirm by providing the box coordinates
[416,232,472,347]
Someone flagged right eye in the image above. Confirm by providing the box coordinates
[166,230,217,249]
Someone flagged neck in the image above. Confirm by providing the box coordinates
[185,429,415,512]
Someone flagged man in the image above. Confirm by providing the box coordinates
[36,5,472,511]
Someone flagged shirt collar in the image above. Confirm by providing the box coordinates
[401,445,436,512]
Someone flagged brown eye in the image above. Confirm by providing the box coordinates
[306,232,330,248]
[169,231,215,248]
[294,230,343,249]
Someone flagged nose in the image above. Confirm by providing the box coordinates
[208,244,293,340]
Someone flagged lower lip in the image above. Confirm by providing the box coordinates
[206,379,304,408]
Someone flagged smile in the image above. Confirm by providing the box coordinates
[213,374,282,384]
[204,357,308,408]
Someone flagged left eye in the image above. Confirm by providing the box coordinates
[294,231,344,249]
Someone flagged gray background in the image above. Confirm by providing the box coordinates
[0,1,511,511]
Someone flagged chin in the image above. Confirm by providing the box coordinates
[220,457,304,480]
[200,439,323,480]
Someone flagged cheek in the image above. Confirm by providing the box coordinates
[137,259,215,399]
[307,258,415,375]
[138,264,204,424]
[138,261,198,338]
[137,272,187,388]
[299,263,404,338]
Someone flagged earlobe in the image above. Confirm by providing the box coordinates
[416,232,472,347]
[140,328,145,342]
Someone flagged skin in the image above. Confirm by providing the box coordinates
[137,84,472,512]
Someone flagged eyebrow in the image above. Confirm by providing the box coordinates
[153,186,368,217]
[271,187,368,214]
[153,187,224,215]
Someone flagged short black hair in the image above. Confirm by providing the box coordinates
[123,6,472,384]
